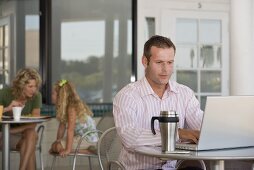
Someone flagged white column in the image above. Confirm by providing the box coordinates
[230,0,254,95]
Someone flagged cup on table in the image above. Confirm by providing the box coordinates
[12,106,23,121]
[0,105,3,119]
[151,111,179,153]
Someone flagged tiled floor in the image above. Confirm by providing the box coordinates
[44,165,101,170]
[42,156,101,170]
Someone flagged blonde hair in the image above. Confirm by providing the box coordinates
[54,80,93,123]
[12,68,42,99]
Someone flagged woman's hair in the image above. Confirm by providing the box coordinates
[54,79,93,123]
[12,68,42,99]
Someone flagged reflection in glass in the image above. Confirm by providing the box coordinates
[53,0,133,103]
[200,19,221,44]
[0,24,10,87]
[4,25,8,46]
[175,46,197,68]
[176,19,197,43]
[61,21,105,102]
[0,27,2,46]
[200,45,221,68]
[0,50,2,64]
[201,71,221,92]
[25,15,39,68]
[145,17,155,39]
[177,70,197,92]
[4,49,8,68]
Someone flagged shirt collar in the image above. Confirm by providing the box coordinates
[168,80,179,94]
[140,77,179,97]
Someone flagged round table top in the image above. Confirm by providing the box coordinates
[135,146,254,161]
[0,116,52,124]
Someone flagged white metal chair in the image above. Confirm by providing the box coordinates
[50,129,103,170]
[11,124,45,170]
[36,124,45,170]
[50,112,115,170]
[97,127,124,170]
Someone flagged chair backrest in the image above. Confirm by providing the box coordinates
[97,127,124,170]
[96,112,115,132]
[36,125,45,149]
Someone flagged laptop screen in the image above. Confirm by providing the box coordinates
[197,96,254,150]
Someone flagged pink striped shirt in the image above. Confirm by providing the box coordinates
[113,77,203,169]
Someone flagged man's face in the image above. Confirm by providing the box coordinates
[23,79,37,98]
[142,46,175,87]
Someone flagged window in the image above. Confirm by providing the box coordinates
[25,15,40,69]
[175,18,225,110]
[51,0,133,103]
[0,19,10,88]
[0,0,40,87]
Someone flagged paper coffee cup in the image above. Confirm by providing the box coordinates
[12,106,23,121]
[0,105,3,119]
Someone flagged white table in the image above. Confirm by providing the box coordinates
[135,146,254,170]
[0,117,51,170]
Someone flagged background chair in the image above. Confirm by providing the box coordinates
[97,126,124,170]
[50,111,115,170]
[11,124,45,170]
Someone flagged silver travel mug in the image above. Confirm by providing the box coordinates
[151,111,179,153]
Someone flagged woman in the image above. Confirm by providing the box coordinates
[0,68,42,170]
[49,79,97,157]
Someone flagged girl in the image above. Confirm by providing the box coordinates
[50,79,98,157]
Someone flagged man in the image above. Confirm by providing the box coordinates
[113,35,203,169]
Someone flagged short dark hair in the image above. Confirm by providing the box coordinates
[143,35,176,62]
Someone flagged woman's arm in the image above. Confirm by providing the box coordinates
[3,100,24,113]
[31,108,40,117]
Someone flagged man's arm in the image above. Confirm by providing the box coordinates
[113,94,161,151]
[179,91,203,143]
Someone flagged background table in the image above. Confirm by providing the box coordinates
[0,117,51,170]
[135,146,254,170]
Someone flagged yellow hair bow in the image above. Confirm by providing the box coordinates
[59,79,68,87]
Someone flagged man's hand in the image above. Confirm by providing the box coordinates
[178,128,200,144]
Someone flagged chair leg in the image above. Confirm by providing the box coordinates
[51,155,57,170]
[40,150,44,170]
[37,149,44,170]
[88,157,92,170]
[72,155,77,170]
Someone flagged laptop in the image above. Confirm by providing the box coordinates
[176,96,254,151]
